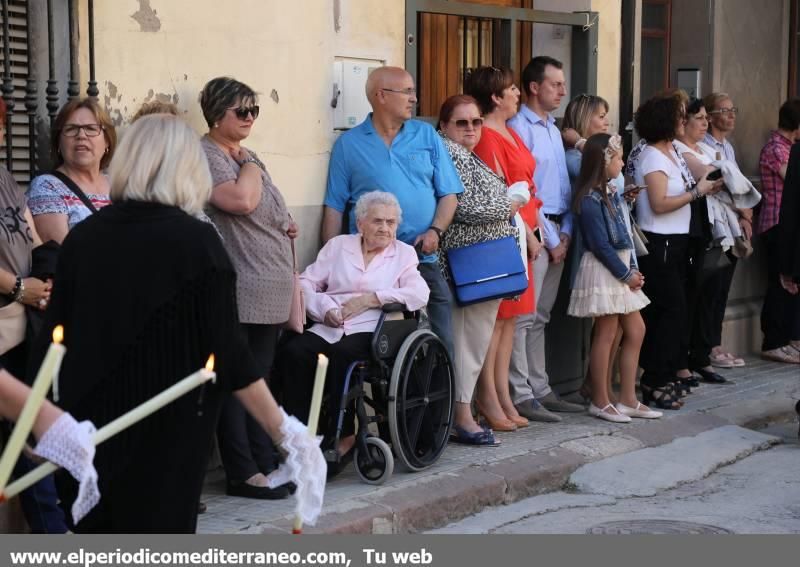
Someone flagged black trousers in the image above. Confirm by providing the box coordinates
[638,232,690,388]
[760,227,800,350]
[274,331,373,443]
[216,324,280,483]
[708,254,737,348]
[682,237,710,369]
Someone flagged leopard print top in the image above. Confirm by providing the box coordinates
[438,132,518,282]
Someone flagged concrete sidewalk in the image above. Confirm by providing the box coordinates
[197,358,799,534]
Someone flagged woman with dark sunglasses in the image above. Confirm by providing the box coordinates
[199,76,298,500]
[435,94,521,446]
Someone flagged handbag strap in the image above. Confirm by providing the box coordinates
[50,171,98,213]
[290,238,298,271]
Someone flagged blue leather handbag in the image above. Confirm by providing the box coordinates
[446,236,528,306]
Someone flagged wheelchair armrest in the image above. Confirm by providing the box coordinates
[381,302,406,313]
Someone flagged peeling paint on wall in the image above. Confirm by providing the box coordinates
[100,82,180,127]
[131,0,161,32]
[110,109,124,128]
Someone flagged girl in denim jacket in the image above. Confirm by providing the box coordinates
[568,134,661,423]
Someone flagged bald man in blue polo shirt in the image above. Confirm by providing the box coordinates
[322,66,463,359]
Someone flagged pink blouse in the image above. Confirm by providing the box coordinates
[300,234,430,344]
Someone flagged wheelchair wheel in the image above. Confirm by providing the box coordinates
[388,329,454,472]
[354,437,394,485]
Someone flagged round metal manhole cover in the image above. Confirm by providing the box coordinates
[587,520,734,535]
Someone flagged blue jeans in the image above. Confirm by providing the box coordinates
[418,262,455,362]
[14,454,68,533]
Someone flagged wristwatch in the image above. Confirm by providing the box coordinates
[428,226,443,238]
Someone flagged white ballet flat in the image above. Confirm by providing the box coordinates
[615,402,663,419]
[588,403,632,423]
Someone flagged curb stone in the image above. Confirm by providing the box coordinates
[261,399,796,534]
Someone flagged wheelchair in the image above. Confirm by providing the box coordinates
[323,303,454,485]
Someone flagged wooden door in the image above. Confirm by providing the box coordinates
[416,0,534,117]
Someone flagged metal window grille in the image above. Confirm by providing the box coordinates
[1,0,96,186]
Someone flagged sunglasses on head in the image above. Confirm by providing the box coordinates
[452,118,484,129]
[229,105,260,120]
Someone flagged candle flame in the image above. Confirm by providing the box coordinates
[52,325,64,344]
[318,354,328,363]
[205,354,215,372]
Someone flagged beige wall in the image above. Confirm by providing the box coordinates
[591,0,622,133]
[87,0,405,264]
[712,0,789,177]
[670,0,713,97]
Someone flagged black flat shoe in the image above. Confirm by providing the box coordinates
[326,447,355,480]
[684,373,701,388]
[226,481,290,500]
[693,367,727,384]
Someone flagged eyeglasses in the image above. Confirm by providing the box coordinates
[62,124,104,137]
[380,88,417,96]
[710,107,738,116]
[228,106,260,120]
[452,118,483,129]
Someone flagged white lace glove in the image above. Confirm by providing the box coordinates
[33,413,99,525]
[266,408,326,525]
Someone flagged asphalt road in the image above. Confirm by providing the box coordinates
[434,421,800,534]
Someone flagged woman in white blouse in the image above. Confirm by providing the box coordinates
[674,98,731,385]
[632,95,722,410]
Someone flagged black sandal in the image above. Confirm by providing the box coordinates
[641,384,682,410]
[670,379,690,397]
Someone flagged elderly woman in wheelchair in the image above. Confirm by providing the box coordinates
[276,191,455,483]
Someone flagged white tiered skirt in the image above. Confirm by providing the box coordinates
[568,250,650,318]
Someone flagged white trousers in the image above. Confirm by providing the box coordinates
[451,298,502,403]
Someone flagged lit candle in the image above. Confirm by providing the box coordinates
[0,355,216,502]
[293,353,328,534]
[0,326,66,492]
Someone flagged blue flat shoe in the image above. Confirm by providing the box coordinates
[449,425,500,446]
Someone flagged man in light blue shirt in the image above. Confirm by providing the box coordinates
[506,56,584,419]
[323,66,463,359]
